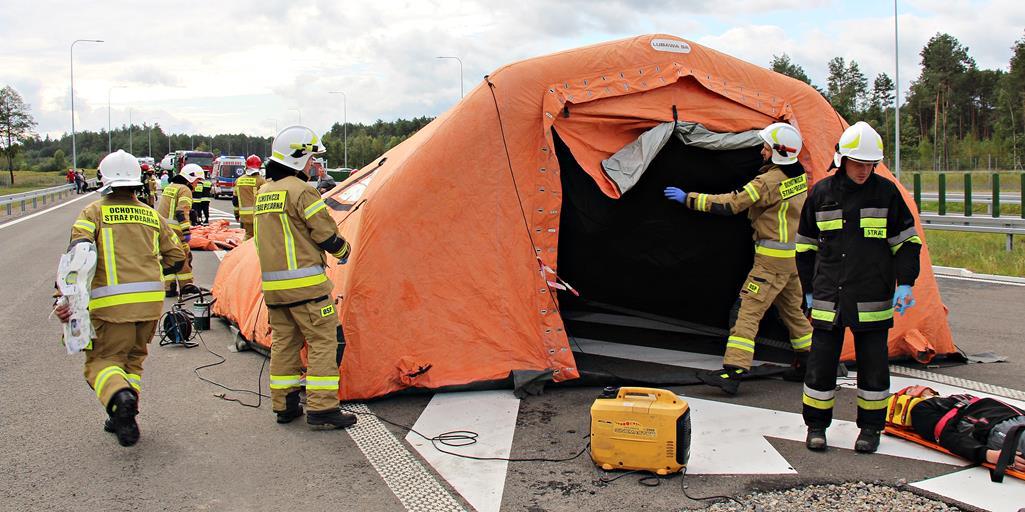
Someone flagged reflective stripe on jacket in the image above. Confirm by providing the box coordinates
[234,174,266,216]
[156,183,193,237]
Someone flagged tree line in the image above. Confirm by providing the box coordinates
[772,30,1025,171]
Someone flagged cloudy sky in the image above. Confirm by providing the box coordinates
[2,0,1022,141]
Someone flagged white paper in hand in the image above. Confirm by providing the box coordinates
[57,242,97,354]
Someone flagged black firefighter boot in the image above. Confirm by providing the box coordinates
[806,427,827,451]
[782,351,809,382]
[275,390,304,424]
[855,428,881,453]
[307,408,357,430]
[698,367,746,396]
[107,389,140,447]
[165,281,178,298]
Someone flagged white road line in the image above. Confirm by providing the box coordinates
[890,365,1025,402]
[912,466,1025,512]
[407,391,520,512]
[0,191,96,231]
[342,403,465,512]
[934,273,1025,287]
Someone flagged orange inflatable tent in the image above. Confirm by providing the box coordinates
[212,34,956,400]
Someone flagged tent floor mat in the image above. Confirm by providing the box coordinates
[883,426,1025,482]
[563,352,786,388]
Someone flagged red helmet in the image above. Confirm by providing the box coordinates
[246,154,262,169]
[140,163,150,172]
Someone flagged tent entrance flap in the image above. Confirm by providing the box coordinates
[554,128,792,346]
[601,121,763,195]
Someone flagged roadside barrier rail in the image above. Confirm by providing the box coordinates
[0,180,97,217]
[912,172,1025,251]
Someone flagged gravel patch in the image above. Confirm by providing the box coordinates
[702,481,962,512]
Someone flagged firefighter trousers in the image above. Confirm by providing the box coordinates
[724,260,812,370]
[267,297,340,413]
[165,245,193,290]
[84,318,156,408]
[240,216,255,240]
[803,326,890,431]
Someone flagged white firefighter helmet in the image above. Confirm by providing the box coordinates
[179,163,204,184]
[833,121,884,167]
[270,125,325,171]
[98,150,143,194]
[758,122,803,165]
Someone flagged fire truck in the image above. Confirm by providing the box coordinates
[172,150,215,178]
[211,156,248,198]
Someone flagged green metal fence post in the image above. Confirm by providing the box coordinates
[913,173,921,210]
[938,173,946,216]
[992,173,1000,218]
[1020,173,1024,219]
[964,173,972,216]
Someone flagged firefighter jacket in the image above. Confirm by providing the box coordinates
[145,176,158,197]
[684,164,808,272]
[156,183,193,239]
[196,179,212,202]
[233,174,266,218]
[70,195,186,322]
[795,171,921,331]
[254,176,350,306]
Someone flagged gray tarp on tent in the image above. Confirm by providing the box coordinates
[601,121,763,194]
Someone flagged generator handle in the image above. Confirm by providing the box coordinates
[616,387,677,404]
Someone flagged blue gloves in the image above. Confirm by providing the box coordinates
[664,187,687,204]
[338,256,348,265]
[183,234,191,243]
[805,293,813,308]
[893,284,915,315]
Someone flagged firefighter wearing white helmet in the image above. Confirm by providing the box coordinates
[156,163,202,296]
[663,122,813,395]
[255,125,356,429]
[54,149,186,447]
[796,121,921,454]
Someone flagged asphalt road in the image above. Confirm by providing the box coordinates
[1,194,1022,512]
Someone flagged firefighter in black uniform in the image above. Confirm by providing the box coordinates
[795,121,922,453]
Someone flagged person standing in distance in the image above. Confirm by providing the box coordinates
[256,125,354,429]
[796,121,922,453]
[233,155,266,240]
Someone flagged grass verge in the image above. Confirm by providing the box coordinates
[924,229,1025,277]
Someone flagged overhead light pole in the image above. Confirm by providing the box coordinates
[71,38,103,170]
[107,85,126,154]
[289,108,302,124]
[893,0,901,179]
[436,56,464,99]
[128,107,133,154]
[329,91,347,168]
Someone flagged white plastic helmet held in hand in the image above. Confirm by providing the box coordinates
[98,150,143,193]
[270,125,325,171]
[758,123,803,165]
[833,121,884,167]
[179,163,204,183]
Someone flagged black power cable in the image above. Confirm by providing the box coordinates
[192,329,268,409]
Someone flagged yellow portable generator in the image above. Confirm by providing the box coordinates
[590,387,691,475]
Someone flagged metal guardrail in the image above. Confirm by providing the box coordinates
[912,172,1024,251]
[0,180,97,217]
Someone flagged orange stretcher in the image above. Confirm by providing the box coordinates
[884,425,1025,482]
[188,220,247,251]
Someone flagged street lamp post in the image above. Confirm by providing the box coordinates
[128,107,133,154]
[329,91,347,168]
[264,118,279,134]
[893,0,901,179]
[436,56,463,99]
[71,39,103,170]
[289,108,302,124]
[107,85,126,154]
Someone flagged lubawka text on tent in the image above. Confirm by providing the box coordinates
[212,34,956,400]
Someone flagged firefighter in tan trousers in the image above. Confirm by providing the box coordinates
[55,150,185,447]
[144,167,159,207]
[156,163,202,297]
[256,125,355,429]
[233,154,266,239]
[664,122,813,395]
